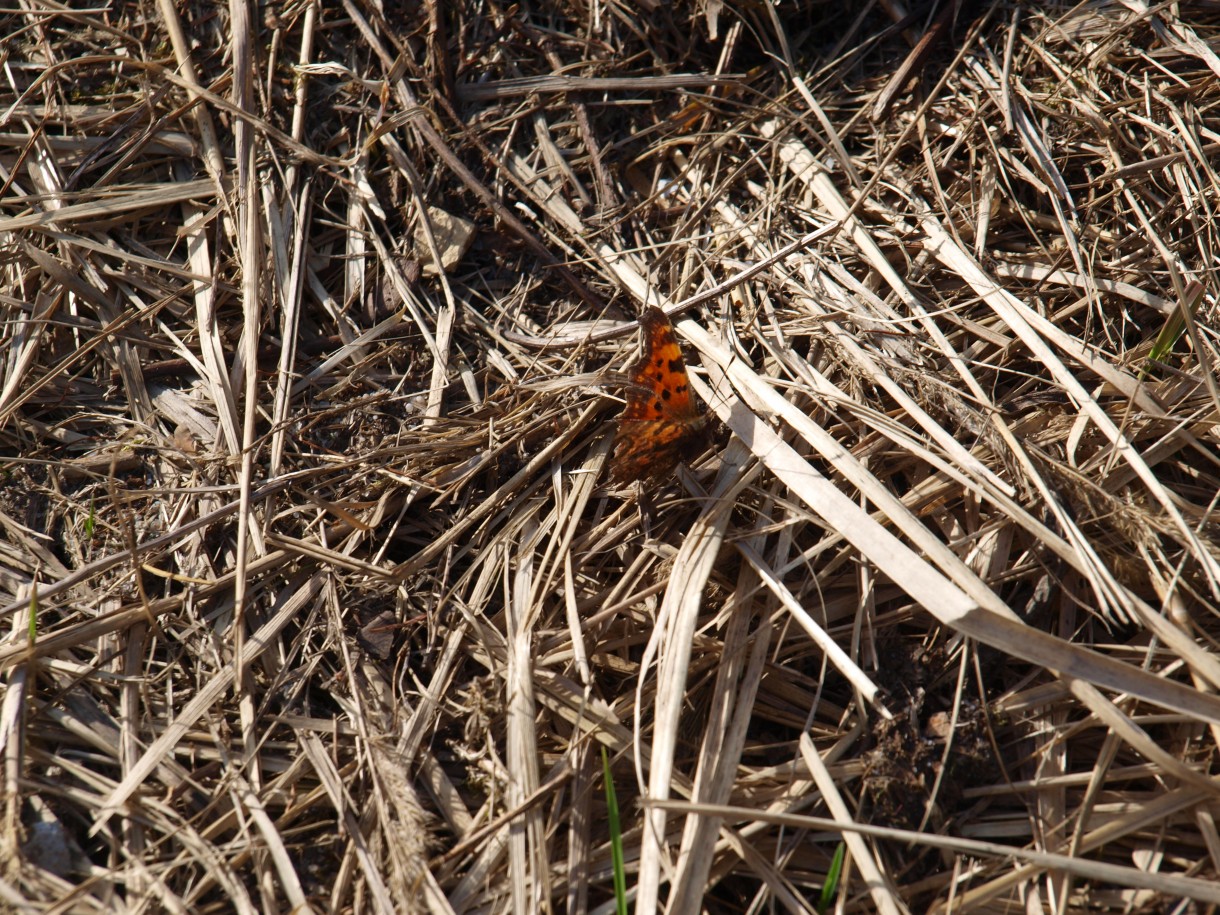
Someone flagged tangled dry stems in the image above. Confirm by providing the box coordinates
[2,1,1220,912]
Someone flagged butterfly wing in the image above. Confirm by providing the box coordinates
[610,417,700,483]
[622,308,700,423]
[610,307,705,484]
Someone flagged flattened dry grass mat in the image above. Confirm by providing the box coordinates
[2,1,1220,912]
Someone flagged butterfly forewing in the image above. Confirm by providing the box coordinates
[622,308,699,422]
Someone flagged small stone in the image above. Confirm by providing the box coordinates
[413,206,476,275]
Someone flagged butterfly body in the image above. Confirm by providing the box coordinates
[610,307,706,484]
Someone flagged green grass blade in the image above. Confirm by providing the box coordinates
[1144,280,1204,376]
[818,841,846,914]
[27,581,38,645]
[601,747,628,915]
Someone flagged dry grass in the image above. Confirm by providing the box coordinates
[2,1,1220,912]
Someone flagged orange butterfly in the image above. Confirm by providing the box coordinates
[610,307,707,484]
